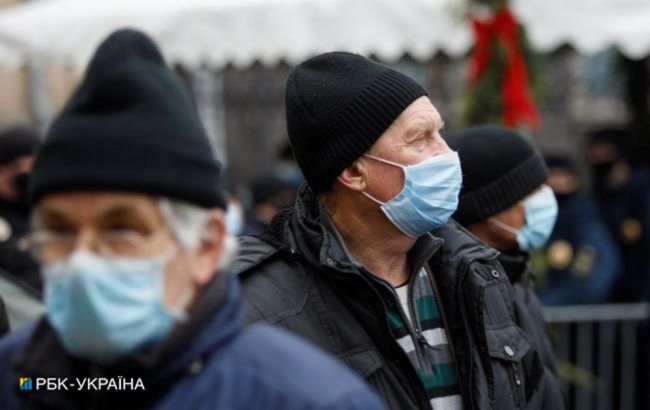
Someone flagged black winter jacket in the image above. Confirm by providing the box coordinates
[234,187,564,409]
[498,252,566,410]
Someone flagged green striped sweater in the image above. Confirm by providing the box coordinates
[388,267,463,410]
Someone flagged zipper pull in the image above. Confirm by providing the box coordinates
[414,328,426,344]
[415,329,443,351]
[512,363,521,386]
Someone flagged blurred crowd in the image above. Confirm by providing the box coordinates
[539,129,650,306]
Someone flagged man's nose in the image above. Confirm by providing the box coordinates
[72,230,100,254]
[438,139,453,154]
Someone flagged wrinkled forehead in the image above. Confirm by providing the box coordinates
[34,191,163,227]
[370,96,444,148]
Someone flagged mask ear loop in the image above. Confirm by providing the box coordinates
[361,154,405,206]
[167,287,193,321]
[488,217,521,236]
[361,191,385,205]
[162,226,216,321]
[364,153,405,168]
[169,218,233,320]
[156,245,194,321]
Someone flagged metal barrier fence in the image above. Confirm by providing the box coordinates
[543,303,650,410]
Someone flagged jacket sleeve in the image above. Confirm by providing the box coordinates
[323,389,385,410]
[512,282,566,409]
[0,323,36,408]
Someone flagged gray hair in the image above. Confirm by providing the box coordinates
[158,198,237,269]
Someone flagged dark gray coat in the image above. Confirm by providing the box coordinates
[234,186,564,409]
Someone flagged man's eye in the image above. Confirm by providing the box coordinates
[45,226,76,235]
[105,228,140,237]
[414,135,428,146]
[104,222,145,234]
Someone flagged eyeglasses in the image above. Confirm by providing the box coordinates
[20,228,170,265]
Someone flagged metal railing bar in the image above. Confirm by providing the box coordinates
[575,322,593,410]
[619,322,637,410]
[597,321,616,410]
[543,303,650,323]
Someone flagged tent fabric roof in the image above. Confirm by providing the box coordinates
[0,0,648,70]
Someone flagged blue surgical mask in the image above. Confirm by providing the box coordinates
[43,250,191,364]
[362,151,462,238]
[225,202,245,236]
[490,185,558,250]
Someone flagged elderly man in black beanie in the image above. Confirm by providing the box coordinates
[446,125,565,409]
[0,127,41,293]
[0,30,381,410]
[236,52,554,409]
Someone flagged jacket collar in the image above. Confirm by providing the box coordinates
[497,251,531,283]
[266,184,498,278]
[430,219,500,270]
[277,185,444,278]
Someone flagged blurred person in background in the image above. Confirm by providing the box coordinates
[224,193,246,237]
[537,154,621,305]
[221,176,247,237]
[273,141,304,189]
[0,29,381,410]
[586,128,650,302]
[243,174,295,236]
[236,52,560,409]
[0,127,41,293]
[446,125,565,409]
[0,266,44,333]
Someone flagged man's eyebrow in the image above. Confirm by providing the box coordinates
[404,121,433,139]
[439,118,446,130]
[97,204,160,230]
[37,207,74,226]
[100,205,142,221]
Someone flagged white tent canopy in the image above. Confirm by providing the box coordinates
[0,0,470,70]
[515,0,650,60]
[0,0,648,70]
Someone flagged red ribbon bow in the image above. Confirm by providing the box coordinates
[469,7,539,129]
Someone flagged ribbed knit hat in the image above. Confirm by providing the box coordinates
[446,125,547,225]
[285,52,428,193]
[30,29,226,209]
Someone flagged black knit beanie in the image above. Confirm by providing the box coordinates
[285,52,428,193]
[30,29,226,209]
[446,125,547,225]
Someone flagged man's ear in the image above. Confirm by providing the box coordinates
[337,159,368,192]
[192,210,226,286]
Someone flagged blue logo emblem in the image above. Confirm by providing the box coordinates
[19,378,32,391]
